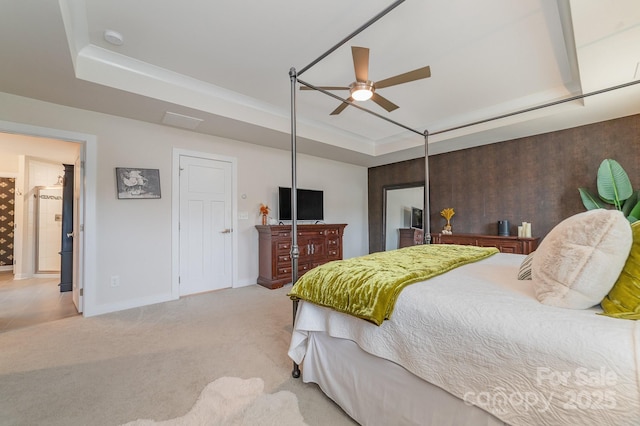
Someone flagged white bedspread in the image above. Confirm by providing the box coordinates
[288,253,640,425]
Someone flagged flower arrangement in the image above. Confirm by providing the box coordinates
[440,208,455,234]
[259,204,270,225]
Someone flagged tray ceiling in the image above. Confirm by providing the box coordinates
[1,0,639,166]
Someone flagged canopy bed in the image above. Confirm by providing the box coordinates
[285,1,640,425]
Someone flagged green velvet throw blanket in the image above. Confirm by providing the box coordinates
[288,244,499,325]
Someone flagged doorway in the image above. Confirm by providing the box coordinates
[174,150,237,297]
[0,121,96,317]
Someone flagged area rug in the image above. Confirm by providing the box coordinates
[121,377,308,426]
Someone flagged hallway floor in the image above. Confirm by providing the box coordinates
[0,271,78,333]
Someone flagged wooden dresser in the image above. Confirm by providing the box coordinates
[430,233,538,255]
[256,224,347,289]
[398,228,424,248]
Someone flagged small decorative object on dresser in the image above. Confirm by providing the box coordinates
[259,203,270,226]
[440,208,455,234]
[431,233,539,255]
[518,221,532,237]
[497,220,509,236]
[256,224,347,289]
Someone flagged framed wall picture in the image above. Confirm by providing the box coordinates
[115,168,161,199]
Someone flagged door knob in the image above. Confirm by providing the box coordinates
[66,232,74,238]
[220,228,232,234]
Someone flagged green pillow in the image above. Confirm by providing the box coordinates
[601,220,640,319]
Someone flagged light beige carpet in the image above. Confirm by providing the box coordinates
[122,377,307,426]
[0,284,356,426]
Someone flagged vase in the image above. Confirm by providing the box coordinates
[261,214,267,225]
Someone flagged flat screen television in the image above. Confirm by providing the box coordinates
[411,206,423,229]
[278,187,324,221]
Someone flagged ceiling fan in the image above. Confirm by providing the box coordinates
[301,46,431,115]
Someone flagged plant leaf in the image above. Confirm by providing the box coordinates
[623,191,640,217]
[579,188,605,210]
[597,159,633,209]
[628,200,640,222]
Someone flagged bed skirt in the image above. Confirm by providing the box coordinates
[302,331,507,426]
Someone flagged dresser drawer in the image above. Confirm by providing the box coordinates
[326,227,341,237]
[276,265,292,278]
[277,241,291,253]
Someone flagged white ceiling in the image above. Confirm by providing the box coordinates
[1,0,639,167]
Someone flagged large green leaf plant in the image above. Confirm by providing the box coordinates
[579,159,640,223]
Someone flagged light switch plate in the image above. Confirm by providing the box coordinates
[238,211,249,220]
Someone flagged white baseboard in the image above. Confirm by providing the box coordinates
[0,265,13,272]
[85,281,260,318]
[234,279,255,288]
[84,292,178,317]
[13,273,32,280]
[33,273,60,279]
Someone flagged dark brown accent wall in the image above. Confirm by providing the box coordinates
[368,114,640,253]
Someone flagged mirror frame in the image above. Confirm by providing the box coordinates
[382,182,424,251]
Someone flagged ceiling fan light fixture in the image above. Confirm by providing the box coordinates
[350,81,374,101]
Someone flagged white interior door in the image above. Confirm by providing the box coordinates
[179,155,232,295]
[72,155,83,312]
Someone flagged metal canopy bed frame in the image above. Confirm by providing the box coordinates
[287,0,640,384]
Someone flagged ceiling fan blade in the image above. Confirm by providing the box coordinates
[300,86,350,91]
[371,92,399,112]
[330,98,352,115]
[374,66,431,89]
[352,46,370,82]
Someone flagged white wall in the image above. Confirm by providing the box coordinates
[0,92,368,316]
[0,153,18,173]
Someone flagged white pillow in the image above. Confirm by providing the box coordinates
[531,209,632,309]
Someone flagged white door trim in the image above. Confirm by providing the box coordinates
[172,148,238,299]
[0,119,97,316]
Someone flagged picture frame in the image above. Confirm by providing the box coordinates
[115,168,161,199]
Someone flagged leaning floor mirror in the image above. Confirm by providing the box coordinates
[384,185,424,251]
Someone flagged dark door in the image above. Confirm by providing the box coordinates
[59,164,73,292]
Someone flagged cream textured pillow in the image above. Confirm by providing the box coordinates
[531,209,632,309]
